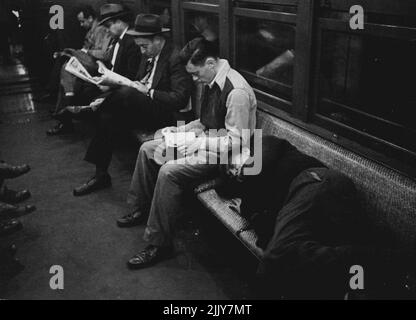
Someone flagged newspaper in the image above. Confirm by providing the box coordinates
[65,56,100,85]
[64,57,135,88]
[95,61,136,87]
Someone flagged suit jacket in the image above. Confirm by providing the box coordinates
[135,40,193,112]
[109,34,142,80]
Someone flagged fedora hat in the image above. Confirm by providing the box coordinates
[126,14,170,37]
[98,3,130,25]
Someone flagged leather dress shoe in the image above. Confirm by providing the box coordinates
[0,219,23,237]
[117,211,147,228]
[0,202,36,221]
[73,174,112,197]
[127,245,173,270]
[0,162,30,179]
[0,186,31,204]
[46,122,74,136]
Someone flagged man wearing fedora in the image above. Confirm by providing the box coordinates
[47,4,142,136]
[72,14,193,197]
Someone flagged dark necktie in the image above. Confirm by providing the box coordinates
[141,58,155,84]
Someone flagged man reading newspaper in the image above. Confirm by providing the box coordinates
[72,14,193,197]
[47,4,141,136]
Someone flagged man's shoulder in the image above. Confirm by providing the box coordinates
[94,24,110,36]
[226,68,254,95]
[166,42,182,60]
[123,34,139,48]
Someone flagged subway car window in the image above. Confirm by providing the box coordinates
[313,5,416,170]
[148,0,172,27]
[184,11,219,43]
[318,31,416,153]
[235,18,295,101]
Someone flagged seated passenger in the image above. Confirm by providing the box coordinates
[117,39,257,269]
[39,5,112,103]
[47,4,141,135]
[72,14,193,197]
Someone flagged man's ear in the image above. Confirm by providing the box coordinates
[205,57,217,68]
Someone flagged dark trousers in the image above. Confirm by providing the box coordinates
[73,81,102,106]
[84,87,174,170]
[46,55,69,94]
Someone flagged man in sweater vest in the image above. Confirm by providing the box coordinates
[119,39,257,269]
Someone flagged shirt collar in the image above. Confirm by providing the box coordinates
[119,27,128,41]
[148,53,160,64]
[208,59,230,90]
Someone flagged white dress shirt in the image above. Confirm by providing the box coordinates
[111,27,128,71]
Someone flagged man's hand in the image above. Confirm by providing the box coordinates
[161,126,186,135]
[177,137,203,157]
[131,81,149,95]
[89,98,105,111]
[161,126,178,135]
[63,48,76,55]
[98,85,111,92]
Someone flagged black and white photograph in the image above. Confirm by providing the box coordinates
[0,0,415,304]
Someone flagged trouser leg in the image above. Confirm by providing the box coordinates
[46,56,68,94]
[127,139,164,212]
[60,64,76,96]
[84,87,169,170]
[73,80,102,105]
[143,158,219,248]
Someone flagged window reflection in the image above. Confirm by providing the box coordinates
[184,12,219,44]
[149,2,171,27]
[236,18,295,100]
[319,31,416,151]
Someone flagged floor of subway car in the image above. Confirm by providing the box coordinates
[0,61,257,300]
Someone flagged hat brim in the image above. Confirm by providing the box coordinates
[98,11,130,26]
[126,27,170,37]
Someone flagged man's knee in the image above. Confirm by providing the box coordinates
[114,86,145,101]
[139,140,161,161]
[157,163,182,184]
